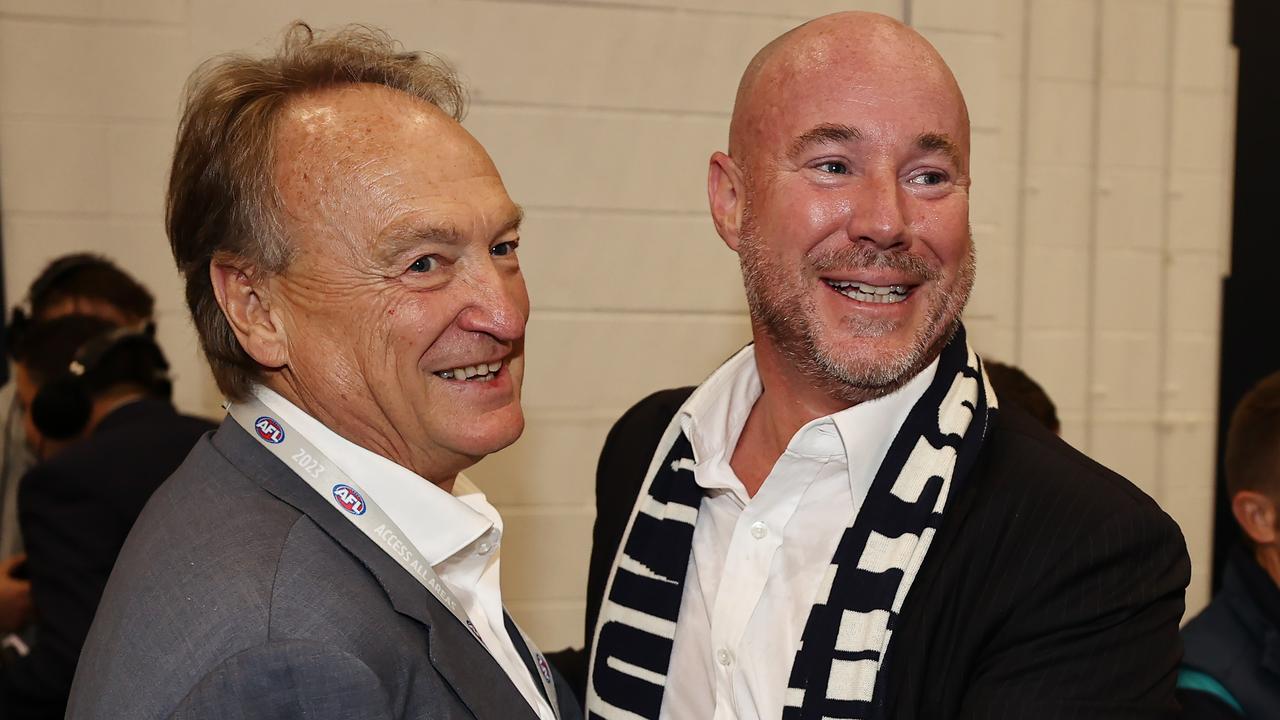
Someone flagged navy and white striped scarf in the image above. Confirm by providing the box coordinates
[587,330,996,720]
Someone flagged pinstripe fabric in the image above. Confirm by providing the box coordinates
[587,333,998,720]
[582,373,1190,720]
[872,411,1190,719]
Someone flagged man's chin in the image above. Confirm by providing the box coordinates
[449,409,526,461]
[812,333,933,390]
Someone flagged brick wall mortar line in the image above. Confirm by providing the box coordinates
[1081,0,1104,456]
[514,205,707,217]
[0,114,174,126]
[462,0,817,23]
[531,308,748,321]
[1013,0,1032,365]
[1155,0,1177,508]
[909,26,1000,38]
[471,98,729,120]
[0,12,184,30]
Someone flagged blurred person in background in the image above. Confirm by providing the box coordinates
[982,360,1060,434]
[67,23,578,720]
[1178,370,1280,719]
[2,254,155,559]
[0,256,154,645]
[0,315,214,719]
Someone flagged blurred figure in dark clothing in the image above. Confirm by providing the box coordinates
[0,316,214,719]
[1178,370,1280,719]
[1,254,155,603]
[984,360,1061,434]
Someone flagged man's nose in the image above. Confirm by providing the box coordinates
[456,260,528,342]
[845,170,909,251]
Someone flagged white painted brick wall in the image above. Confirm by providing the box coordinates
[0,0,1236,648]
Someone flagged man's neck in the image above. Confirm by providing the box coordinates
[729,337,937,498]
[87,386,150,434]
[260,374,460,493]
[728,343,859,497]
[1255,544,1280,588]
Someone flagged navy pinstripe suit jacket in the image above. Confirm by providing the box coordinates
[583,388,1191,719]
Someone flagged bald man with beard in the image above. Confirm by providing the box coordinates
[579,12,1189,720]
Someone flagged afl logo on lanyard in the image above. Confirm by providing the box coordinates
[332,484,367,516]
[254,416,285,444]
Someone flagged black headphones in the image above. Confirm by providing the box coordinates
[30,324,171,441]
[5,254,112,357]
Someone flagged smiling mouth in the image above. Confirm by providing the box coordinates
[824,279,913,304]
[436,360,503,382]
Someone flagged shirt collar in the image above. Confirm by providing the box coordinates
[828,357,938,482]
[678,345,939,493]
[251,386,494,566]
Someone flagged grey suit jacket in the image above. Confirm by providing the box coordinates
[66,418,581,720]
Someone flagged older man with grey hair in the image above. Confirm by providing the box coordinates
[67,24,579,720]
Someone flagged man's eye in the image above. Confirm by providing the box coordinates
[909,171,946,186]
[491,240,519,257]
[816,161,849,175]
[408,256,439,273]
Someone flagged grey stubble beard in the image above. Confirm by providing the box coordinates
[737,208,976,405]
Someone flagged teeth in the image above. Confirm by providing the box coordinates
[845,290,907,304]
[826,280,908,296]
[438,360,504,381]
[825,280,910,304]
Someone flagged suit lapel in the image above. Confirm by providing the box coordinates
[209,418,538,720]
[425,605,541,720]
[505,613,553,706]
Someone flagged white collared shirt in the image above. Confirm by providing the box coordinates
[253,387,555,720]
[658,347,937,720]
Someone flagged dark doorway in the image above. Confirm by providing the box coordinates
[1213,0,1280,589]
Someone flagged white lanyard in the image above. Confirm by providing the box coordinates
[228,399,560,719]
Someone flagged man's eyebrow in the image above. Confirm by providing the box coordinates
[788,123,862,157]
[916,132,964,168]
[503,205,526,236]
[376,205,524,265]
[376,224,463,265]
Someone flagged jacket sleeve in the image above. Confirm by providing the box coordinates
[169,641,394,720]
[2,463,104,715]
[958,502,1191,720]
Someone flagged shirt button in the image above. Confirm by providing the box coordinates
[716,648,733,666]
[750,521,768,539]
[476,529,500,556]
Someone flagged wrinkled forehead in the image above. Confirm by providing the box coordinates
[272,84,497,203]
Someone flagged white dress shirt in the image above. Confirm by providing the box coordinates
[658,347,938,720]
[253,386,555,720]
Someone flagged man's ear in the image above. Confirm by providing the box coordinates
[209,256,289,370]
[707,151,748,252]
[1232,490,1279,546]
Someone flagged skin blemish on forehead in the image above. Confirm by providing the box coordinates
[293,104,337,132]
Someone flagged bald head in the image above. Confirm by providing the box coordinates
[728,12,968,169]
